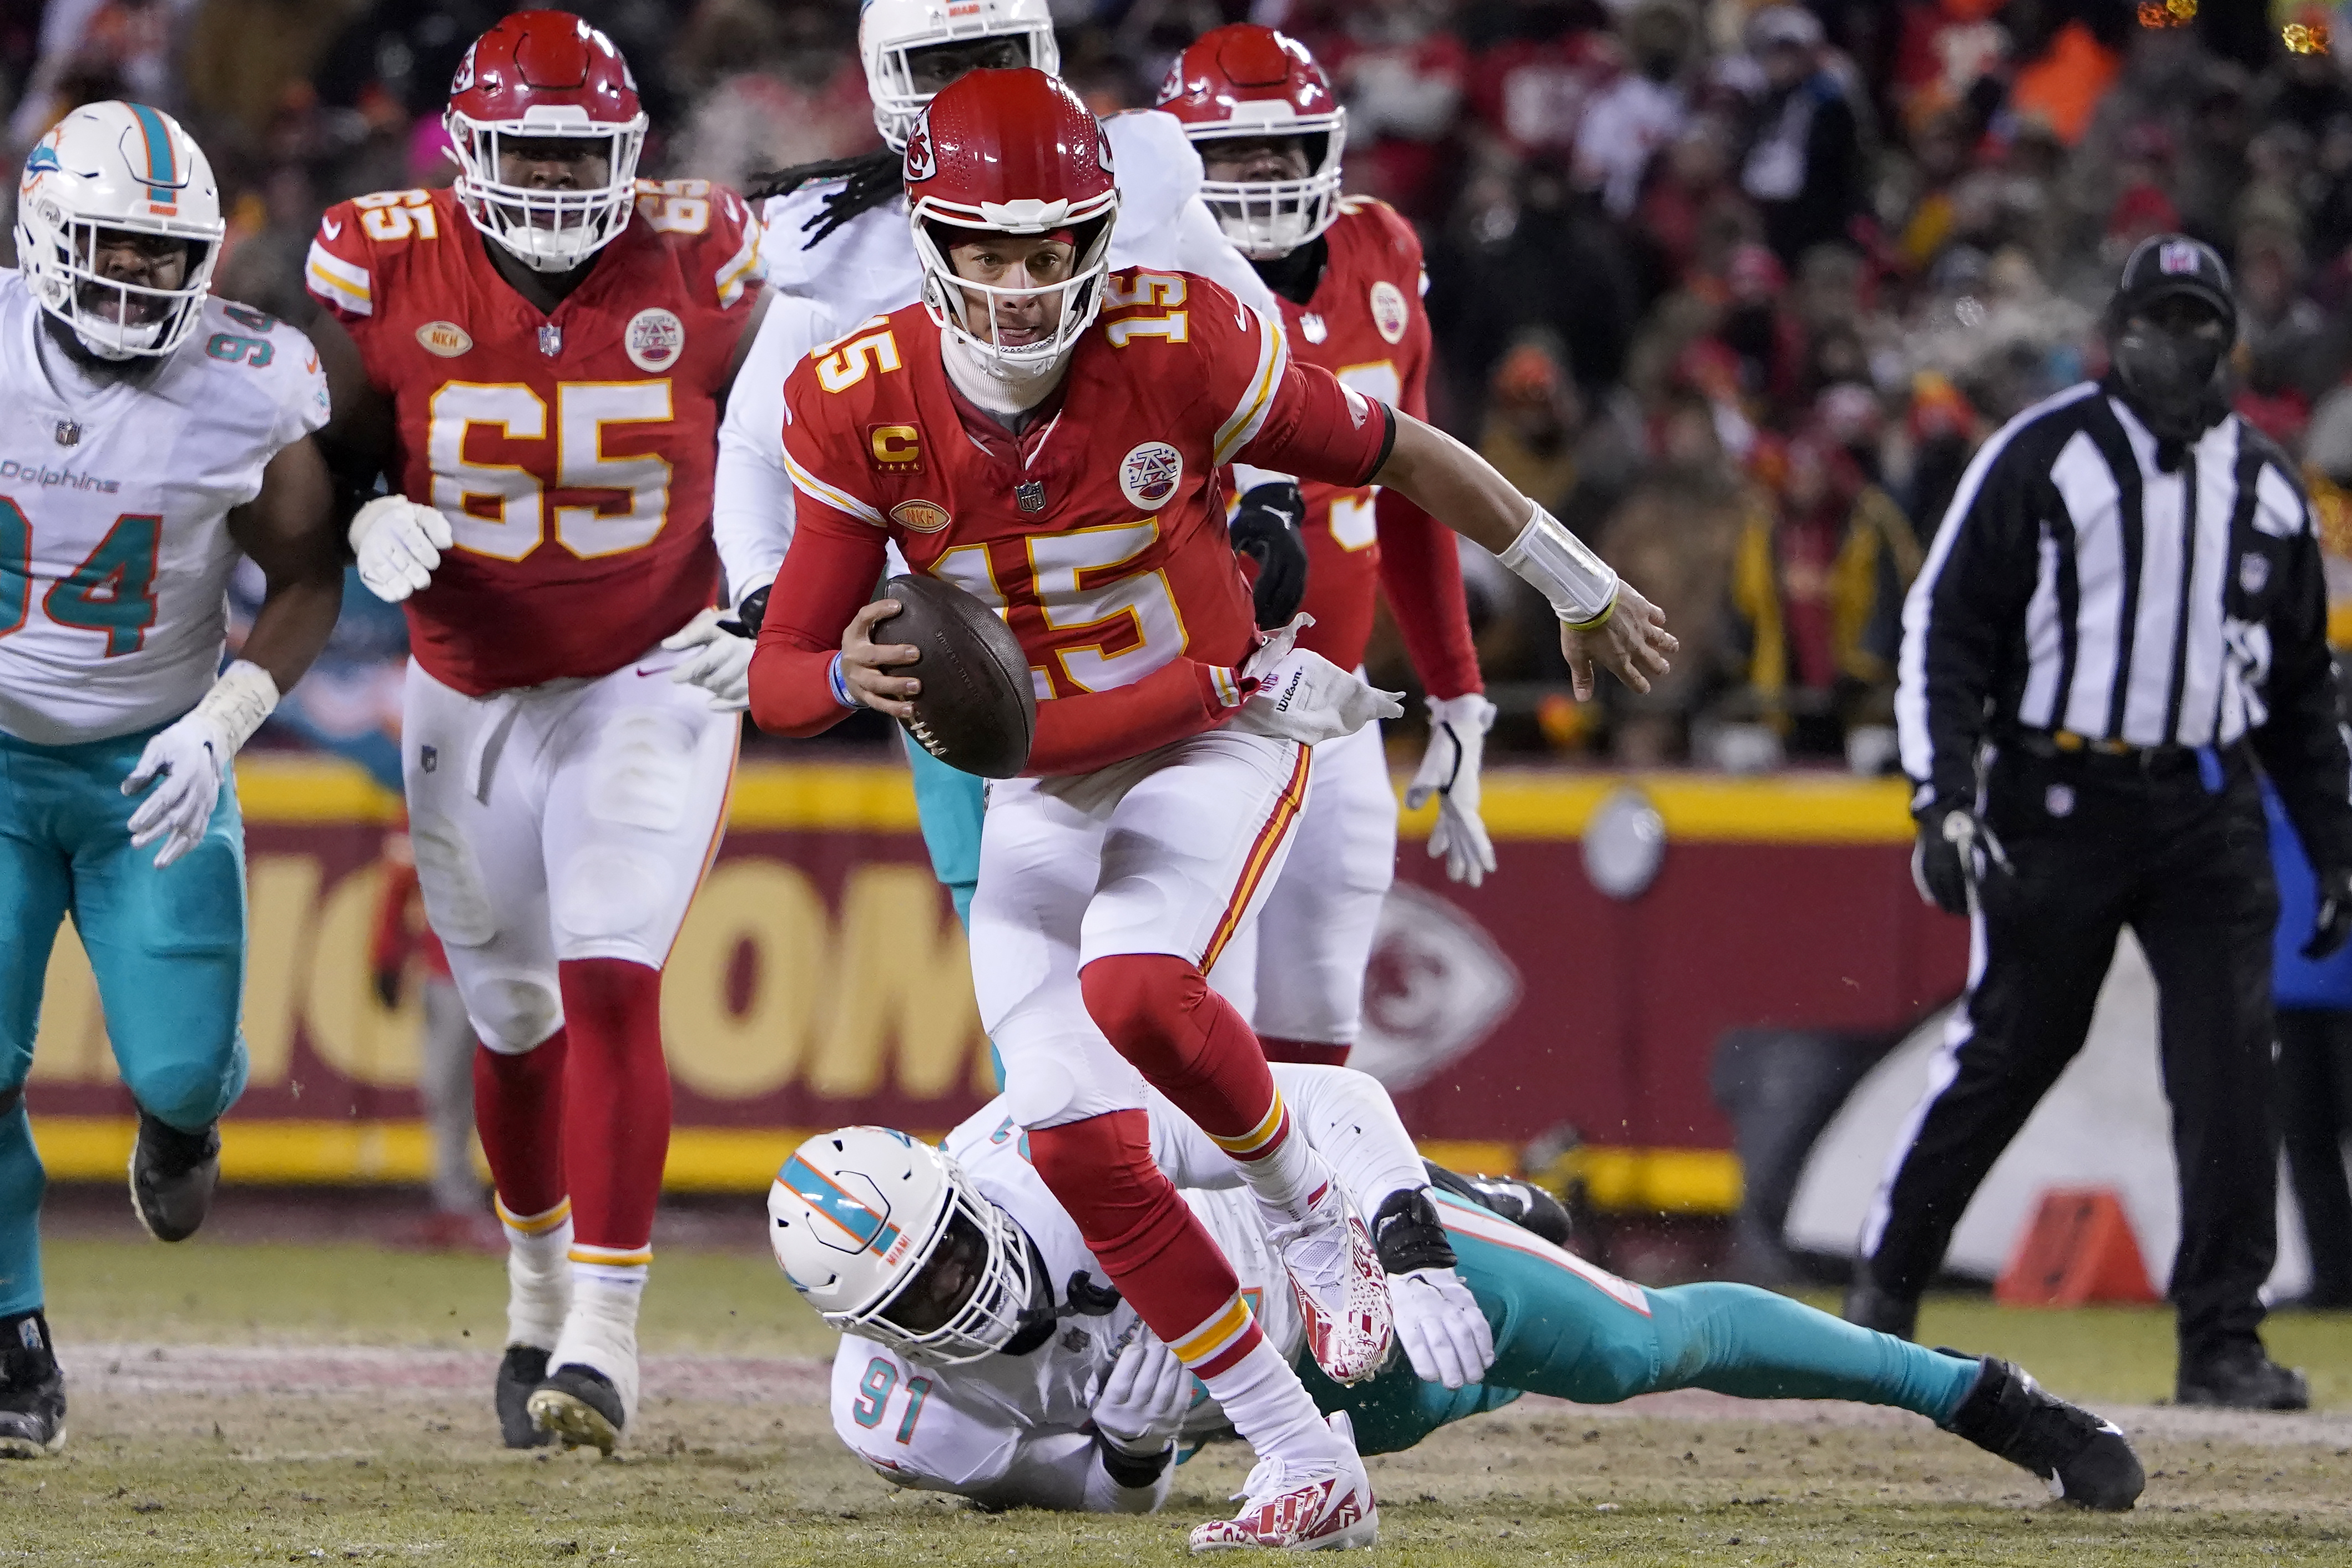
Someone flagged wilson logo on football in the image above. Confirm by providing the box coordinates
[1119,441,1183,510]
[624,307,684,372]
[890,499,953,533]
[904,124,936,183]
[415,320,472,358]
[1370,280,1409,345]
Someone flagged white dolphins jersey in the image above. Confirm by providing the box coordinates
[713,109,1280,604]
[829,1101,1303,1506]
[0,272,329,745]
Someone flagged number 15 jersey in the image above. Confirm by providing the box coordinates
[306,183,763,695]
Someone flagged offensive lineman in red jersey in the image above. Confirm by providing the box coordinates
[748,70,1672,1548]
[1164,25,1491,1069]
[302,12,769,1455]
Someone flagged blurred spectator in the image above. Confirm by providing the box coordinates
[7,0,191,151]
[1572,0,1697,218]
[669,1,876,190]
[1734,4,1868,265]
[182,0,364,139]
[1322,0,1467,219]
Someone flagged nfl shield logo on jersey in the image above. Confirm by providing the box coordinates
[1370,281,1409,345]
[537,322,563,357]
[625,308,685,372]
[1119,442,1183,510]
[52,419,78,447]
[2240,553,2271,594]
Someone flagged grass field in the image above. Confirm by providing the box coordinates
[6,1235,2350,1566]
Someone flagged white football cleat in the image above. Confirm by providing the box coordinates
[1266,1175,1393,1386]
[1189,1412,1377,1552]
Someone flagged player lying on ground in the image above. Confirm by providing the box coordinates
[1160,23,1493,1065]
[1,103,347,1458]
[771,1065,2146,1522]
[695,0,1310,930]
[747,67,1674,1549]
[302,9,768,1455]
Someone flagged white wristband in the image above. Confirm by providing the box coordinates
[193,660,280,755]
[1498,500,1618,627]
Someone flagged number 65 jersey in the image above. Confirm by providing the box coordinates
[0,271,329,746]
[305,181,763,695]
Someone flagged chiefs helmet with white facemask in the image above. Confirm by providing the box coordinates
[859,0,1062,152]
[769,1126,1042,1366]
[15,101,224,360]
[444,10,648,274]
[1157,24,1347,260]
[905,68,1119,377]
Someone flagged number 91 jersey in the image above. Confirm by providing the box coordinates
[0,273,329,746]
[306,182,764,695]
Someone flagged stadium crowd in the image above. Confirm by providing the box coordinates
[0,0,2343,768]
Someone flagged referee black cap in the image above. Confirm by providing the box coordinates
[2112,234,2237,330]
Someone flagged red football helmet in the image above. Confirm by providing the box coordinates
[906,68,1119,375]
[1157,24,1347,259]
[445,10,648,273]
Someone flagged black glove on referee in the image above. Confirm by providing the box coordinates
[1911,804,2010,917]
[1230,481,1309,630]
[2304,866,2352,959]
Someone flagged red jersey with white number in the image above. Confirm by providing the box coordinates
[1268,197,1476,696]
[305,181,763,694]
[753,270,1393,772]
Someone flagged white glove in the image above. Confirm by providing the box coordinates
[349,495,453,603]
[1091,1329,1193,1458]
[1388,1267,1496,1390]
[661,608,755,712]
[1231,622,1404,747]
[1405,694,1498,887]
[122,661,277,869]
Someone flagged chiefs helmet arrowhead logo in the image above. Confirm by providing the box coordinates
[904,120,936,183]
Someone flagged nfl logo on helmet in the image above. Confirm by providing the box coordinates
[2158,240,2201,275]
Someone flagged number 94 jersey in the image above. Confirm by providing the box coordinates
[0,272,329,746]
[305,182,764,696]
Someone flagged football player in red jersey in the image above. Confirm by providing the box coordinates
[1162,24,1490,1070]
[302,11,769,1455]
[746,69,1672,1550]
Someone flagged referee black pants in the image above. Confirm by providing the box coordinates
[1861,742,2281,1364]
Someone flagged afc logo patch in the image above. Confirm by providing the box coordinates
[2240,553,2271,594]
[1119,441,1183,510]
[2158,240,2202,275]
[866,423,922,474]
[1370,280,1409,345]
[625,307,684,373]
[904,120,936,183]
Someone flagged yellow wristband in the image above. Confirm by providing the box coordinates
[1561,591,1618,633]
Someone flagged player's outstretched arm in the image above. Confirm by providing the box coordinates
[1370,412,1677,701]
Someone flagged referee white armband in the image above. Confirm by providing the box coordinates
[1498,500,1619,629]
[193,660,280,755]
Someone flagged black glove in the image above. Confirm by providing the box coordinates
[728,582,771,639]
[2305,866,2352,959]
[371,968,402,1011]
[1229,481,1309,630]
[1910,804,2008,917]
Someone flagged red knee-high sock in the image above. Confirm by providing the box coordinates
[1027,1111,1265,1377]
[472,1032,568,1220]
[556,958,672,1257]
[1082,953,1289,1151]
[1259,1037,1351,1068]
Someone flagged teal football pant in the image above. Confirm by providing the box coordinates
[1302,1192,1981,1454]
[903,739,1001,1088]
[0,724,250,1317]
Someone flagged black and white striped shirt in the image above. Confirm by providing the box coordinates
[1897,380,2352,861]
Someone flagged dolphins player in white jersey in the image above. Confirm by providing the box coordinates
[0,103,347,1458]
[772,1069,2149,1535]
[672,0,1309,932]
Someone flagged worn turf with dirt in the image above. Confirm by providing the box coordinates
[5,1236,2348,1565]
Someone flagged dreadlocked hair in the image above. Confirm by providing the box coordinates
[744,148,906,251]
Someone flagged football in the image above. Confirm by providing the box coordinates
[877,573,1037,779]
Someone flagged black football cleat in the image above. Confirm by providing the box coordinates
[497,1345,553,1449]
[2176,1347,2310,1411]
[527,1364,625,1455]
[1943,1354,2143,1510]
[0,1312,66,1459]
[1422,1162,1574,1247]
[128,1111,220,1243]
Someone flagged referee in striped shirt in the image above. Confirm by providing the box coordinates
[1847,237,2352,1410]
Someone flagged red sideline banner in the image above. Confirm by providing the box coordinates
[23,759,1966,1208]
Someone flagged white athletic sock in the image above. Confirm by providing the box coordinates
[1199,1335,1350,1467]
[552,1260,647,1427]
[1214,1093,1334,1227]
[497,1197,572,1350]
